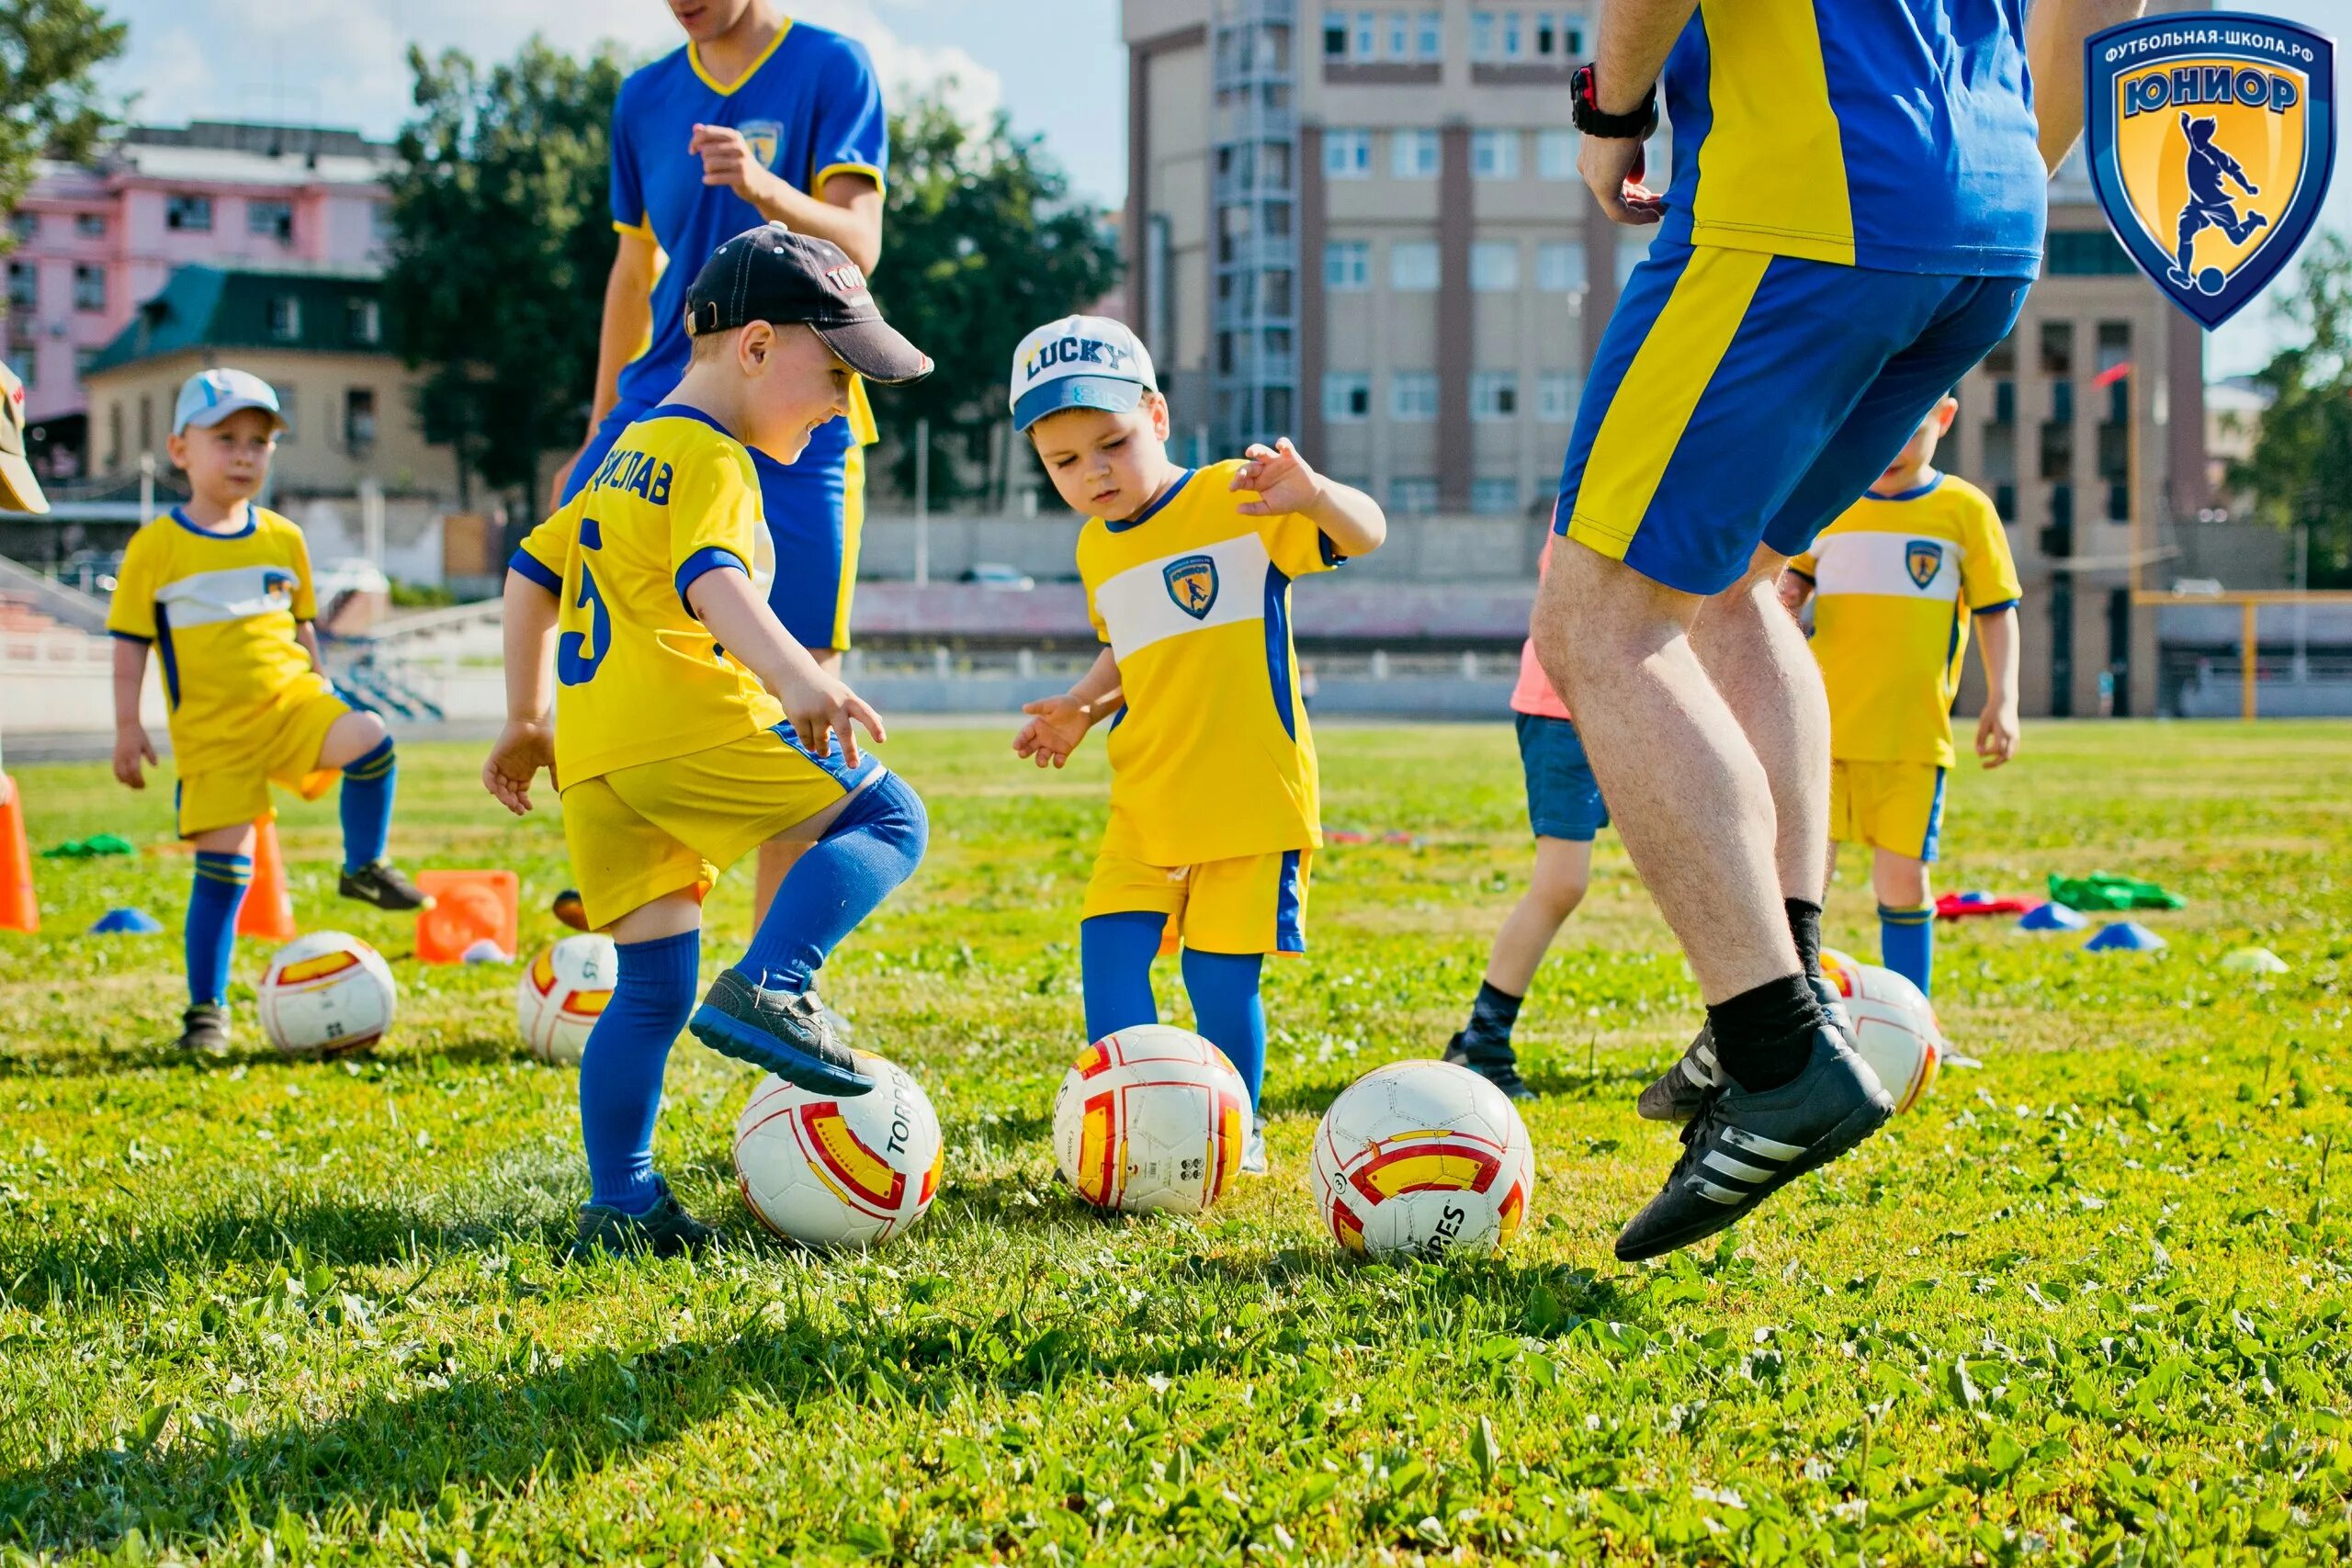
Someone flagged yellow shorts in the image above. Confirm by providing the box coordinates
[559,725,871,931]
[175,685,350,838]
[1081,847,1312,956]
[1829,760,1947,863]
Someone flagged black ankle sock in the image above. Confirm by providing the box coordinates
[1704,973,1826,1092]
[1785,898,1824,983]
[1461,980,1523,1052]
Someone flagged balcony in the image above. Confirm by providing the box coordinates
[1217,234,1298,272]
[1215,104,1296,144]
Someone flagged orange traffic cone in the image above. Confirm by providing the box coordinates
[0,772,37,934]
[236,816,298,942]
[416,869,516,964]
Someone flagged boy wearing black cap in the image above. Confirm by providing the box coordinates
[484,225,933,1259]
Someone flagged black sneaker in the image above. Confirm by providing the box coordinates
[1635,975,1852,1124]
[340,860,434,912]
[1443,1032,1537,1101]
[565,1179,718,1263]
[175,1003,231,1055]
[1614,1025,1893,1262]
[689,967,874,1096]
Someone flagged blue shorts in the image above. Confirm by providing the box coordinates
[1556,241,2030,596]
[562,400,868,651]
[1517,713,1611,842]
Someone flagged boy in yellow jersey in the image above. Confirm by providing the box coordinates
[1781,394,2022,998]
[1007,316,1387,1174]
[107,369,429,1056]
[484,226,933,1260]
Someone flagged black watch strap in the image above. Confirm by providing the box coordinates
[1572,63,1660,139]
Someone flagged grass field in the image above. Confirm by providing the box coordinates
[2,720,2349,1564]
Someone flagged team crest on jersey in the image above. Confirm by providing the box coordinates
[2086,14,2336,329]
[1905,540,1944,591]
[739,120,783,170]
[1163,555,1218,619]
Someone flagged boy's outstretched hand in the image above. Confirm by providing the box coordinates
[483,719,556,817]
[1975,701,2020,769]
[1231,437,1326,517]
[1015,694,1092,769]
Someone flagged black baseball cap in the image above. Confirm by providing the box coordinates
[684,224,933,385]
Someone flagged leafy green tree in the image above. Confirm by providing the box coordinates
[380,39,625,513]
[0,0,128,254]
[2230,231,2352,587]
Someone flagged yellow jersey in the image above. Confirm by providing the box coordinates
[1078,460,1341,866]
[1792,473,2022,768]
[106,506,333,777]
[514,407,785,785]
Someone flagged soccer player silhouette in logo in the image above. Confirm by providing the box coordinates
[1182,575,1211,613]
[2169,112,2267,289]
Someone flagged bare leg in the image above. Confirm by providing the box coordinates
[1691,546,1830,907]
[752,648,842,924]
[1484,836,1594,996]
[1871,851,1929,910]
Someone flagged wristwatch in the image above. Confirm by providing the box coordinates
[1571,63,1659,139]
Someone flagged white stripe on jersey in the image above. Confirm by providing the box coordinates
[1810,531,1965,603]
[1091,531,1272,662]
[153,565,301,628]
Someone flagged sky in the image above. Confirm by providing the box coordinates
[99,0,2343,381]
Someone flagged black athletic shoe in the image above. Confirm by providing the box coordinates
[551,889,590,932]
[1635,974,1853,1124]
[339,860,433,912]
[175,1003,231,1056]
[689,967,875,1096]
[565,1179,718,1263]
[1443,1032,1537,1101]
[1614,1025,1893,1262]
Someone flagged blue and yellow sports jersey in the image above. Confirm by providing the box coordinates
[1655,0,2045,278]
[513,407,786,785]
[1077,462,1341,867]
[105,507,333,777]
[1791,473,2023,767]
[609,19,886,459]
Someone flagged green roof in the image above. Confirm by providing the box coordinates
[85,265,390,375]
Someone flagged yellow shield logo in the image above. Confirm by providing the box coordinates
[740,119,782,171]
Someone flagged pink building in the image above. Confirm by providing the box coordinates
[6,121,395,471]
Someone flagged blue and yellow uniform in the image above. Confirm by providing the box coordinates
[1789,473,2023,861]
[105,507,350,837]
[515,407,880,930]
[1558,0,2043,595]
[1076,461,1341,955]
[564,18,888,650]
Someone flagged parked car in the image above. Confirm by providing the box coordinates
[961,562,1036,592]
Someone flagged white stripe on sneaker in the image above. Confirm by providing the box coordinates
[1694,1042,1718,1074]
[1703,1150,1772,1184]
[1723,1126,1807,1160]
[1693,1178,1747,1205]
[1679,1058,1712,1088]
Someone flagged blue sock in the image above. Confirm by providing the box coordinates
[581,929,700,1213]
[1182,948,1269,1111]
[187,852,252,1007]
[1879,904,1935,996]
[738,772,928,992]
[1080,912,1166,1042]
[339,737,397,873]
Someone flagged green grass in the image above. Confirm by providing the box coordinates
[3,720,2350,1564]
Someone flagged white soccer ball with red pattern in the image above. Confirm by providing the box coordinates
[514,934,616,1066]
[733,1052,944,1247]
[257,931,397,1058]
[1051,1025,1249,1215]
[1821,946,1944,1113]
[1310,1059,1535,1260]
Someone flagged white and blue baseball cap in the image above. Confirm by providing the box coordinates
[1008,314,1158,432]
[173,367,286,436]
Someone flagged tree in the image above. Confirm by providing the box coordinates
[380,39,625,513]
[0,0,124,253]
[874,90,1122,507]
[2229,231,2352,587]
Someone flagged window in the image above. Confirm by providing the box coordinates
[106,401,120,469]
[1391,371,1439,422]
[1538,129,1578,180]
[1535,10,1585,56]
[72,264,104,312]
[1416,10,1442,58]
[1324,240,1371,290]
[1470,10,1495,57]
[138,394,152,454]
[1389,240,1441,291]
[75,212,105,239]
[1471,241,1520,292]
[348,297,382,344]
[1471,372,1519,421]
[1324,8,1349,56]
[1324,372,1372,423]
[248,199,293,242]
[2039,320,2074,377]
[1617,231,1652,284]
[9,211,35,243]
[1391,476,1440,514]
[2046,230,2136,276]
[1472,130,1520,180]
[371,202,396,243]
[273,385,297,442]
[165,194,213,232]
[1537,372,1580,422]
[1536,241,1585,293]
[345,388,377,453]
[7,262,35,311]
[7,339,33,389]
[1354,9,1377,58]
[1502,10,1524,56]
[1392,128,1440,179]
[75,346,98,379]
[1325,130,1373,178]
[267,293,301,341]
[1387,11,1409,58]
[1472,478,1521,514]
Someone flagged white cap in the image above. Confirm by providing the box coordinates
[173,367,286,436]
[1008,314,1157,432]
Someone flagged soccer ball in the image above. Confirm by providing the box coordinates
[257,931,397,1058]
[1821,946,1944,1113]
[515,934,617,1066]
[733,1052,944,1247]
[1310,1059,1536,1260]
[1051,1025,1248,1215]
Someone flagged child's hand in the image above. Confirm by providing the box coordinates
[777,665,886,770]
[1014,694,1093,769]
[483,720,556,816]
[1975,701,2020,769]
[1231,437,1327,517]
[112,727,156,790]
